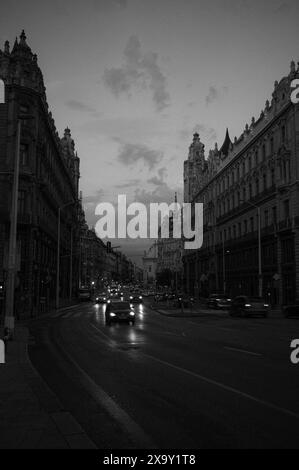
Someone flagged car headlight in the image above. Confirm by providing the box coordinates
[130,312,135,316]
[130,296,133,300]
[139,296,142,300]
[245,304,251,307]
[110,313,116,317]
[264,304,269,307]
[96,298,99,301]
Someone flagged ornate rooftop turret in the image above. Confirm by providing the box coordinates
[219,128,232,157]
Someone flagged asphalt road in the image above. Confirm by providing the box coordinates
[26,301,299,449]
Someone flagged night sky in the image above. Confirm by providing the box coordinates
[1,0,299,262]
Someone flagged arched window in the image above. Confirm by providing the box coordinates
[0,79,4,103]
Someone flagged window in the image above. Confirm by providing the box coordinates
[20,143,29,166]
[238,222,241,237]
[244,220,248,234]
[281,125,286,143]
[18,190,26,214]
[249,183,252,199]
[271,168,275,187]
[20,104,29,114]
[0,79,4,103]
[248,156,252,171]
[255,178,259,195]
[263,174,267,191]
[255,151,258,166]
[284,200,290,220]
[250,217,254,232]
[270,137,274,154]
[272,206,277,224]
[262,144,266,161]
[264,210,269,227]
[233,225,236,238]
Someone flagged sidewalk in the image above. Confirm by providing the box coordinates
[0,326,97,449]
[150,303,284,318]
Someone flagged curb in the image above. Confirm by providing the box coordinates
[15,326,97,449]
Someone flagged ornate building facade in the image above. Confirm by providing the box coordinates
[183,61,299,305]
[0,31,81,317]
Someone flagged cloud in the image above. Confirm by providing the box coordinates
[115,179,140,189]
[103,35,170,112]
[205,86,228,106]
[179,124,217,143]
[147,167,167,186]
[65,100,97,114]
[93,0,128,11]
[134,184,182,206]
[117,142,163,170]
[112,0,128,6]
[193,124,217,143]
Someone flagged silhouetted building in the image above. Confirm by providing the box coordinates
[0,32,81,317]
[183,61,299,305]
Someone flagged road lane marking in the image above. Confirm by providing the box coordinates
[87,320,299,420]
[46,328,156,449]
[140,353,299,421]
[224,347,262,357]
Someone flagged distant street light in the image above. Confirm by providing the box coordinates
[5,114,35,336]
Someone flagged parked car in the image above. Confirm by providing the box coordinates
[95,292,108,304]
[283,301,299,318]
[207,294,232,310]
[105,301,136,325]
[229,296,270,318]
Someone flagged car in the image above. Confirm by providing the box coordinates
[129,293,143,304]
[105,301,136,325]
[176,295,195,308]
[229,296,270,318]
[78,288,92,302]
[283,301,299,318]
[207,294,232,310]
[95,292,108,304]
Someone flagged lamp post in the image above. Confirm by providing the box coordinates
[56,201,76,310]
[5,114,35,336]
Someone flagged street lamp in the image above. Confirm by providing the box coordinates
[5,114,35,336]
[56,201,76,310]
[240,200,262,298]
